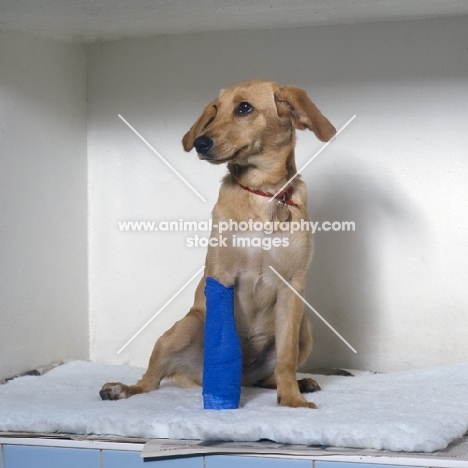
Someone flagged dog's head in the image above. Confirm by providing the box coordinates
[182,80,336,165]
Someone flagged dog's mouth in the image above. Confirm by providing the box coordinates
[198,146,248,165]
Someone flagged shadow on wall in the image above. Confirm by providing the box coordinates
[301,150,426,372]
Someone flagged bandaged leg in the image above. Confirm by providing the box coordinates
[202,277,242,409]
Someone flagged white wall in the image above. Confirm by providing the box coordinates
[87,17,468,372]
[0,32,88,379]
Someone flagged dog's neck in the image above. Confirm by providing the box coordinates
[227,145,297,193]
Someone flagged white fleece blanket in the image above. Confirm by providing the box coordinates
[1,361,468,452]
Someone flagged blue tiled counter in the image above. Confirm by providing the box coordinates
[4,445,100,468]
[0,438,463,468]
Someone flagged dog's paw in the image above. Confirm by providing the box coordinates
[298,377,321,393]
[311,367,354,377]
[278,395,317,409]
[99,382,129,401]
[333,369,354,377]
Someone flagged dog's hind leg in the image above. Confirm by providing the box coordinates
[100,300,206,401]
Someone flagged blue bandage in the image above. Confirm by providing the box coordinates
[202,277,242,410]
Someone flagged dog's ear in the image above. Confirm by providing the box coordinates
[182,99,219,151]
[274,86,336,142]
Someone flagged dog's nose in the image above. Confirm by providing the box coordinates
[193,136,213,155]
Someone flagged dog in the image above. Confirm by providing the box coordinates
[100,79,337,408]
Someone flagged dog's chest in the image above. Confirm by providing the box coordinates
[226,226,311,265]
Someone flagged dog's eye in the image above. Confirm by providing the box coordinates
[236,102,253,116]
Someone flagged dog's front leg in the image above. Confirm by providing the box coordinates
[274,280,317,409]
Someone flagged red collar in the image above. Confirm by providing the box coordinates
[237,182,300,208]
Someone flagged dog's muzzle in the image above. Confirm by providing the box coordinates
[193,135,213,156]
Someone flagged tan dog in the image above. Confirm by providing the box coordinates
[100,80,336,408]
